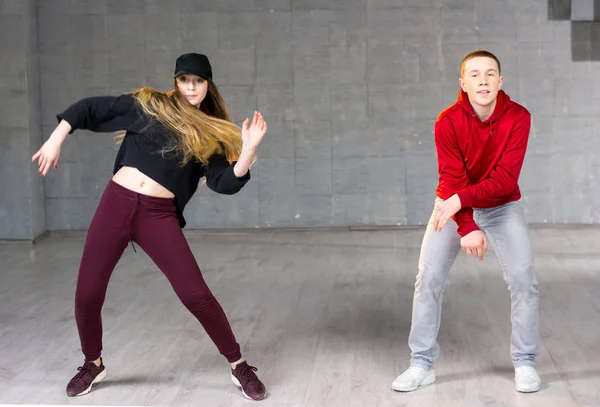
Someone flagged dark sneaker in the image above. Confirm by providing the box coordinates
[66,359,107,397]
[231,361,266,400]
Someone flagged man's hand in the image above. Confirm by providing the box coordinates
[433,194,462,232]
[460,230,488,260]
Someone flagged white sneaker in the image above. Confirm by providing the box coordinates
[392,366,436,392]
[515,366,541,393]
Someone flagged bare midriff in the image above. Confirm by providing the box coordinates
[112,166,175,198]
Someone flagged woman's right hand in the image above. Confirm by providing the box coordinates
[32,120,72,176]
[31,137,62,177]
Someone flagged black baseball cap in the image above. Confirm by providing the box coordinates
[174,53,212,80]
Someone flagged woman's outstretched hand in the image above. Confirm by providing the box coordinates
[31,138,62,177]
[241,111,267,151]
[31,120,72,177]
[233,112,267,178]
[31,120,72,176]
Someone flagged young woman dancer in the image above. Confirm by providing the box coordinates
[32,52,268,401]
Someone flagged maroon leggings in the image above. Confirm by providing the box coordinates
[74,179,241,363]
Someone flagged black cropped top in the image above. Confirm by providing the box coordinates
[56,93,250,228]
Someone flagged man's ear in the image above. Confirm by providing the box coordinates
[459,77,467,92]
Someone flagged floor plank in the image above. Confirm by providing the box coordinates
[1,226,599,406]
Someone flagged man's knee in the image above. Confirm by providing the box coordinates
[416,261,449,293]
[505,260,537,296]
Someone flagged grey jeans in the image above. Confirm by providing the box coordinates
[408,199,539,369]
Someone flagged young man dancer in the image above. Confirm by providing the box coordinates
[392,50,541,393]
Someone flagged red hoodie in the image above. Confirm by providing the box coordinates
[435,89,531,237]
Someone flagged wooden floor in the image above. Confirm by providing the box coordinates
[1,226,599,407]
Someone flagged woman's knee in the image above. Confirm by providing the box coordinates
[75,289,105,315]
[178,287,217,314]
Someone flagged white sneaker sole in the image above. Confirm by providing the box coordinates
[392,372,436,392]
[515,380,541,393]
[231,374,266,401]
[69,368,107,397]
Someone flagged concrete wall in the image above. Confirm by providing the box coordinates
[0,0,45,240]
[1,0,599,236]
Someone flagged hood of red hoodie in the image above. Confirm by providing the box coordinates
[457,88,510,124]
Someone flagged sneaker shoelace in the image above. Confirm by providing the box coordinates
[236,364,259,385]
[407,366,425,376]
[72,363,97,386]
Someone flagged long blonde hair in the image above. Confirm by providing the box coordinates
[124,79,243,166]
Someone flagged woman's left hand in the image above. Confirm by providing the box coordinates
[241,111,267,150]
